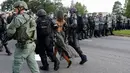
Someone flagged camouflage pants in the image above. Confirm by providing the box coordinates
[13,41,40,73]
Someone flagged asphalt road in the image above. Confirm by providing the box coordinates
[0,36,130,73]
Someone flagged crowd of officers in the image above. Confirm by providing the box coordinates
[0,1,129,73]
[75,13,129,40]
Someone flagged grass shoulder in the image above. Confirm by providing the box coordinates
[113,30,130,37]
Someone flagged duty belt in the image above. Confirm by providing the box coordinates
[17,40,33,44]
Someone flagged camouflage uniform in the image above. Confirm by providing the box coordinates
[6,1,40,73]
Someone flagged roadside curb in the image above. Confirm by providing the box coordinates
[113,35,130,37]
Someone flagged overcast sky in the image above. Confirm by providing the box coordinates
[62,0,125,13]
[0,0,125,13]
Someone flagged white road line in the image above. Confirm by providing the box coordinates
[35,55,41,61]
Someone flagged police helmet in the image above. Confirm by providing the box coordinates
[14,1,28,9]
[69,8,77,14]
[36,9,47,17]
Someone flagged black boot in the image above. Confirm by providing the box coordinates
[40,59,49,71]
[7,52,12,56]
[40,55,49,71]
[54,59,60,71]
[0,48,3,52]
[79,54,87,65]
[48,53,60,71]
[67,60,72,68]
[40,65,49,71]
[0,45,3,52]
[78,36,82,40]
[74,47,88,65]
[85,35,88,39]
[4,45,12,56]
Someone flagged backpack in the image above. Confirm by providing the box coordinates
[37,18,51,36]
[13,14,36,42]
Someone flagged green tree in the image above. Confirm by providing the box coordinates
[28,0,41,13]
[1,0,26,11]
[75,2,87,15]
[124,0,130,17]
[1,0,14,11]
[124,0,128,9]
[1,0,66,14]
[37,0,57,13]
[53,0,63,11]
[112,1,122,15]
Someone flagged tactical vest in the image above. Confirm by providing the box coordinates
[13,14,36,42]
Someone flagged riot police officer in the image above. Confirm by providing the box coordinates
[111,14,116,31]
[107,14,114,35]
[36,9,59,71]
[116,15,122,30]
[0,13,12,56]
[94,14,100,37]
[68,8,87,65]
[98,13,105,36]
[88,13,95,38]
[82,14,89,39]
[77,14,84,40]
[104,15,109,36]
